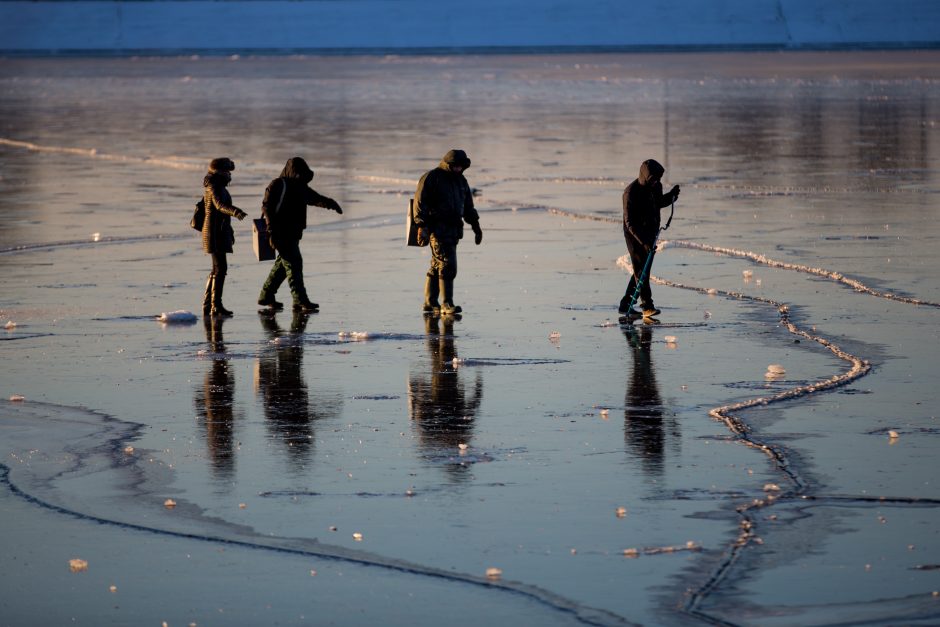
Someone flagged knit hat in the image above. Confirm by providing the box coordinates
[209,157,236,173]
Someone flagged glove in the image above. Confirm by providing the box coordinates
[669,185,680,202]
[416,228,429,246]
[235,209,247,221]
[330,199,343,215]
[471,223,483,245]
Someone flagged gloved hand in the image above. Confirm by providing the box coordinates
[235,209,247,221]
[471,223,483,245]
[416,228,429,246]
[330,199,343,215]
[669,185,680,202]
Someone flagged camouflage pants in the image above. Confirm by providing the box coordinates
[428,236,458,281]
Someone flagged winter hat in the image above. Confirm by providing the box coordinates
[209,157,236,173]
[441,149,471,170]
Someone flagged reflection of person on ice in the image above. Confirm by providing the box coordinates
[619,159,680,318]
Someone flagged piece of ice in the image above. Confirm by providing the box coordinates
[549,331,561,339]
[91,232,101,242]
[164,498,177,509]
[888,430,899,439]
[109,585,117,593]
[664,335,677,344]
[69,558,88,573]
[352,532,363,541]
[763,483,781,492]
[9,394,25,402]
[707,288,718,295]
[622,548,639,558]
[743,270,753,278]
[123,446,134,454]
[458,443,469,450]
[157,310,197,324]
[600,408,610,419]
[615,506,627,518]
[485,567,503,580]
[4,320,16,329]
[766,364,786,375]
[703,311,712,319]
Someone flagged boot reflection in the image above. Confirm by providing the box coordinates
[194,315,237,481]
[623,324,677,476]
[408,315,483,482]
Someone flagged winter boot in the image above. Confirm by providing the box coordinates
[423,274,441,314]
[257,291,284,310]
[293,300,319,313]
[202,275,214,316]
[210,274,234,317]
[439,278,462,315]
[641,303,661,318]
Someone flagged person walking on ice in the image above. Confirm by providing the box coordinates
[619,159,679,318]
[257,157,343,313]
[413,149,483,316]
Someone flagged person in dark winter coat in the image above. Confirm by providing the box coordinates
[201,157,247,317]
[258,157,343,313]
[413,149,482,315]
[620,159,679,317]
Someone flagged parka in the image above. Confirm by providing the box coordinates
[623,159,671,248]
[413,149,480,243]
[202,172,241,254]
[262,157,340,243]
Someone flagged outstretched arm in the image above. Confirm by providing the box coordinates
[306,187,343,214]
[209,185,246,220]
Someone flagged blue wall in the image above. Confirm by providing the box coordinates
[2,0,938,54]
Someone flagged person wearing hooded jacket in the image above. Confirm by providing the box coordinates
[258,157,343,313]
[201,157,247,317]
[620,159,680,317]
[413,149,482,315]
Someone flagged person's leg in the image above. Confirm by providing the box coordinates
[620,241,648,313]
[638,250,658,315]
[432,238,461,314]
[202,272,214,315]
[211,253,233,317]
[423,268,440,313]
[258,257,287,309]
[278,239,316,311]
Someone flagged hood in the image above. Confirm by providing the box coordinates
[280,157,314,183]
[440,149,471,171]
[638,159,665,186]
[204,156,235,187]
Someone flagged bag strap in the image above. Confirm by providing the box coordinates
[275,178,287,213]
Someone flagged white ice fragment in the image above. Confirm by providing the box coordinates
[164,498,177,509]
[763,483,781,492]
[742,270,753,278]
[451,357,464,367]
[4,320,16,329]
[485,567,503,580]
[664,335,677,344]
[158,310,197,324]
[622,548,639,558]
[69,558,89,572]
[703,311,712,319]
[352,532,363,541]
[756,279,762,286]
[600,319,616,327]
[888,430,899,439]
[548,331,561,339]
[458,443,469,451]
[707,288,718,295]
[615,506,627,518]
[600,408,610,419]
[766,364,786,375]
[338,331,370,341]
[123,446,134,454]
[91,232,101,242]
[9,395,25,402]
[109,585,117,593]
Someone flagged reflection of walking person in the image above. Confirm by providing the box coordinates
[408,316,483,481]
[201,158,247,317]
[619,159,679,317]
[194,315,237,481]
[413,150,483,315]
[623,325,676,475]
[258,157,343,313]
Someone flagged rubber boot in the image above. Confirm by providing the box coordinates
[258,289,284,310]
[423,274,440,314]
[439,277,462,315]
[202,275,214,316]
[211,274,233,317]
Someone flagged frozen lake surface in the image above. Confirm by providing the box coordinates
[1,51,939,625]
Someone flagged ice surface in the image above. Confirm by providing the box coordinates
[1,52,939,626]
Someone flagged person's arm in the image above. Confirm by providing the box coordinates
[306,187,343,214]
[210,185,246,220]
[260,179,280,231]
[656,182,680,208]
[462,178,482,245]
[623,189,648,250]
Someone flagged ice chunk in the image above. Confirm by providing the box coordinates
[352,532,363,541]
[4,320,16,329]
[615,506,627,518]
[664,335,677,344]
[157,310,197,324]
[888,430,899,439]
[485,567,503,580]
[164,498,177,509]
[766,364,786,375]
[707,288,718,295]
[69,558,88,572]
[548,331,561,339]
[9,395,25,402]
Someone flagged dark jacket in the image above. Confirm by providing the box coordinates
[202,173,241,254]
[623,159,671,247]
[414,150,479,243]
[262,157,339,243]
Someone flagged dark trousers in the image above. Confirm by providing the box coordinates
[620,240,655,312]
[210,252,228,279]
[260,237,308,304]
